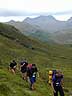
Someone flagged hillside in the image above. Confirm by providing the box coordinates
[6,20,38,35]
[0,23,72,96]
[0,23,48,49]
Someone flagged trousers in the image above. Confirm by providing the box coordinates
[54,86,64,96]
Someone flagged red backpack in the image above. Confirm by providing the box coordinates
[27,64,32,69]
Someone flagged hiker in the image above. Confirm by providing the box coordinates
[27,64,32,82]
[51,70,64,96]
[48,70,53,85]
[9,60,17,74]
[20,59,28,80]
[48,70,57,85]
[27,64,38,90]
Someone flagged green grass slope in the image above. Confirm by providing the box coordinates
[0,23,72,96]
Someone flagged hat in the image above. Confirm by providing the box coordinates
[49,70,53,75]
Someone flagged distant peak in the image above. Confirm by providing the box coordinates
[9,20,15,23]
[24,15,56,21]
[67,17,72,22]
[26,17,31,19]
[35,15,56,19]
[47,15,55,19]
[23,17,31,21]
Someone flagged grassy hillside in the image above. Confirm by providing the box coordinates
[0,23,48,49]
[0,23,72,96]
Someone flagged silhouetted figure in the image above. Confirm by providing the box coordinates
[9,60,17,74]
[20,59,28,80]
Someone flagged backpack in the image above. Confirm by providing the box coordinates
[27,64,32,77]
[48,70,56,85]
[27,64,32,69]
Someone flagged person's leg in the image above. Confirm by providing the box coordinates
[24,72,27,80]
[21,70,26,80]
[31,83,35,90]
[54,92,58,96]
[22,69,27,80]
[21,70,24,79]
[59,86,64,96]
[11,69,15,74]
[27,76,30,83]
[29,77,33,90]
[22,73,25,80]
[22,72,27,80]
[54,87,58,96]
[31,77,36,90]
[14,68,16,73]
[29,77,35,90]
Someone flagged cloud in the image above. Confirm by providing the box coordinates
[0,9,72,17]
[0,9,34,16]
[53,11,72,15]
[38,11,72,16]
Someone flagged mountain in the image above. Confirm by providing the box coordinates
[6,20,44,36]
[0,23,72,96]
[67,17,72,23]
[51,28,72,44]
[66,17,72,27]
[7,15,67,34]
[6,15,72,44]
[24,15,68,32]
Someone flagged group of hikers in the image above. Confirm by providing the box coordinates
[9,59,38,90]
[9,59,64,96]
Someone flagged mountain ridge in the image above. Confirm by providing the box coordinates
[6,15,72,44]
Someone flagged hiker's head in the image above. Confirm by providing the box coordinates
[13,60,15,62]
[32,64,36,68]
[56,70,62,76]
[49,70,53,75]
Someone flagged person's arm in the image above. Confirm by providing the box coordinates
[20,64,23,67]
[51,81,56,93]
[37,72,39,78]
[20,63,25,67]
[61,78,63,85]
[36,68,39,77]
[61,77,64,89]
[51,75,56,93]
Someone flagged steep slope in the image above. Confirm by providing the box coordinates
[0,23,48,49]
[6,20,44,36]
[6,20,52,43]
[0,34,51,96]
[0,34,72,96]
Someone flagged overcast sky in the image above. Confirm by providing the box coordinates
[0,0,72,22]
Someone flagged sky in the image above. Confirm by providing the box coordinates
[0,0,72,22]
